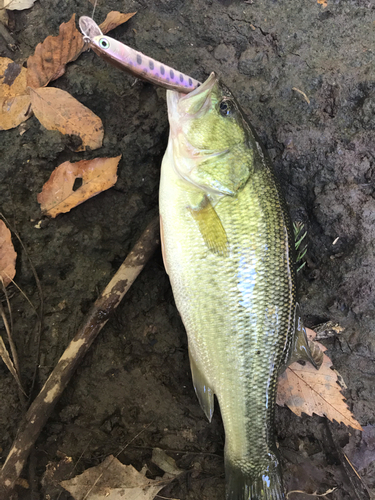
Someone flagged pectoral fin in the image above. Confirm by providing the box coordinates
[189,351,214,422]
[288,303,322,369]
[188,196,228,257]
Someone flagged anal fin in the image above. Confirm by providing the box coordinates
[289,303,322,369]
[189,351,214,422]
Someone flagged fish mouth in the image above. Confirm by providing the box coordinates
[180,72,217,102]
[168,72,218,118]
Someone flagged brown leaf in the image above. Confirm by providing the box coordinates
[0,220,17,287]
[0,57,27,98]
[27,14,84,89]
[277,328,362,430]
[37,156,121,218]
[0,57,31,130]
[99,11,137,35]
[60,455,170,500]
[29,87,104,152]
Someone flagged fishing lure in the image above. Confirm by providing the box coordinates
[79,16,201,93]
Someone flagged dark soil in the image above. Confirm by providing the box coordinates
[1,1,375,499]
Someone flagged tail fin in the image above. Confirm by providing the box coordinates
[225,458,285,500]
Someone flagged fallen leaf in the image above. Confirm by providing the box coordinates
[0,95,31,130]
[0,57,27,98]
[151,448,183,477]
[37,156,121,218]
[29,87,104,151]
[99,11,137,34]
[317,0,328,7]
[0,0,36,10]
[0,57,31,130]
[27,14,84,89]
[60,455,170,500]
[277,328,362,430]
[0,220,17,287]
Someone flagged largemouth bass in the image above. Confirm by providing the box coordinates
[159,73,318,500]
[78,21,320,497]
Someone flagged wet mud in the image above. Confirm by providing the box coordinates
[0,1,375,499]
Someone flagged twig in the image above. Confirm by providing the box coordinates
[0,216,160,499]
[287,488,336,498]
[292,87,310,104]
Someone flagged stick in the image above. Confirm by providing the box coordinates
[0,216,160,499]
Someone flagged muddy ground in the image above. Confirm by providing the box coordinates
[0,0,375,499]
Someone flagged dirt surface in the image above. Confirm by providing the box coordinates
[0,0,375,499]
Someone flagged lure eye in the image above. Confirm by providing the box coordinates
[219,99,234,117]
[99,38,110,49]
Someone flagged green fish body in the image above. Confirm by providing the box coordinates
[159,73,316,500]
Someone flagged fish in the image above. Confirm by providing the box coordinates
[78,21,321,498]
[159,72,320,499]
[79,16,201,93]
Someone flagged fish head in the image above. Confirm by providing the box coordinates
[167,72,252,196]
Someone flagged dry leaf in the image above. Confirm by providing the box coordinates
[0,220,17,287]
[0,57,31,130]
[0,95,31,130]
[29,87,104,152]
[0,57,27,98]
[317,0,328,7]
[37,156,121,218]
[99,11,137,34]
[27,14,84,89]
[26,11,136,89]
[277,328,362,430]
[151,448,183,477]
[60,455,170,500]
[0,0,36,10]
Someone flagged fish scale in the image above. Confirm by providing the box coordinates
[159,73,310,499]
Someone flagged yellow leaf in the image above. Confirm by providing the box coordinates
[0,57,31,130]
[29,87,104,152]
[0,220,17,287]
[0,57,27,98]
[277,328,362,430]
[37,156,121,218]
[0,95,31,130]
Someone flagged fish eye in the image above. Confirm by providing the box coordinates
[99,38,110,49]
[219,99,234,117]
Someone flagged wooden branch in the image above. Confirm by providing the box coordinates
[0,216,160,499]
